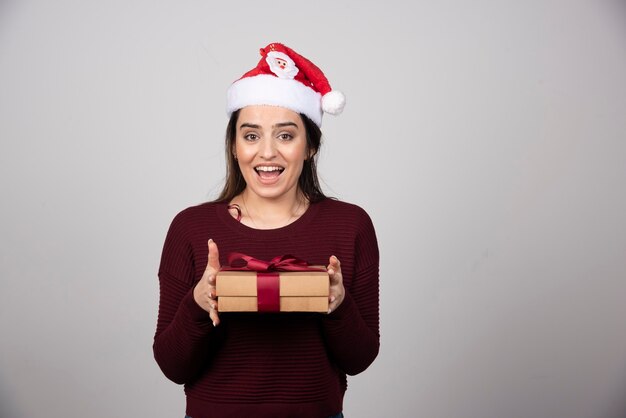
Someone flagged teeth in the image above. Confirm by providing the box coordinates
[255,166,283,172]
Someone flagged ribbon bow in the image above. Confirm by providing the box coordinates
[224,253,326,272]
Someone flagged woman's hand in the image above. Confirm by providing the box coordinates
[193,239,221,326]
[327,255,345,314]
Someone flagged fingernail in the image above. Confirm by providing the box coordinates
[212,321,216,327]
[211,304,216,310]
[209,238,213,243]
[327,308,332,314]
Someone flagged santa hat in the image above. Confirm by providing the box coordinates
[226,43,345,127]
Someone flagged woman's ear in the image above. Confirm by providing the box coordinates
[307,148,318,160]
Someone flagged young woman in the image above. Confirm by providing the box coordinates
[153,43,379,418]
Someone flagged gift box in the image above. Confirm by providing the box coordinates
[216,253,329,313]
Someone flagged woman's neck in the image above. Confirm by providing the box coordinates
[233,189,309,229]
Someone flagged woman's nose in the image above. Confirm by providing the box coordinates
[259,138,277,159]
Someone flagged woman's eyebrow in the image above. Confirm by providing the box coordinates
[239,122,299,129]
[273,122,299,129]
[239,123,261,129]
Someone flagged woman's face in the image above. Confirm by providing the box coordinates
[234,105,308,201]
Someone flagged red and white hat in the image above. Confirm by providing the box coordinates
[226,42,345,127]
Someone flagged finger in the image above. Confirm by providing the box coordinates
[328,255,341,273]
[328,291,345,314]
[208,239,221,272]
[207,296,220,326]
[328,296,337,314]
[209,306,220,327]
[327,255,341,282]
[207,273,217,288]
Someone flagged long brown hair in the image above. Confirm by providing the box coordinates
[214,109,327,203]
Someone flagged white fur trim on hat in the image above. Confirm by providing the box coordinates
[227,74,323,127]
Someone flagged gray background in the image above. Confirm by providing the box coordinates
[1,0,625,417]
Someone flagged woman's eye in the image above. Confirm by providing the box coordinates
[244,133,258,141]
[278,133,293,141]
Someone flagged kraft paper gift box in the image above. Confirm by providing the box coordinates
[216,269,329,313]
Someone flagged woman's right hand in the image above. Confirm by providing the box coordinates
[193,239,221,326]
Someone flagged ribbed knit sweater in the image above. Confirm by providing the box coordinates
[153,198,379,418]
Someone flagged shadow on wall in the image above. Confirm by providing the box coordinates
[0,376,20,418]
[602,374,626,418]
[0,0,17,15]
[611,0,626,36]
[0,0,19,32]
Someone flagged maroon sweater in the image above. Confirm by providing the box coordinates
[153,198,379,418]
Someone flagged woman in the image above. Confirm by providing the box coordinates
[153,43,379,418]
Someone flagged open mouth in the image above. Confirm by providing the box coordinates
[254,165,285,179]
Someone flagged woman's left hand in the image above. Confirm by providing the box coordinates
[327,255,345,314]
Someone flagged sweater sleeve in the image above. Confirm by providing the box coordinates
[152,211,215,384]
[322,209,380,375]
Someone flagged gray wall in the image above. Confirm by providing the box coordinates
[1,1,625,417]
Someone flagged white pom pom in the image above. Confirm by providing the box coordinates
[322,90,346,115]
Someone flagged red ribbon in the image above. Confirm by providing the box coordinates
[222,253,326,312]
[256,273,279,312]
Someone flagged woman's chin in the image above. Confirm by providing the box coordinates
[245,182,299,201]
